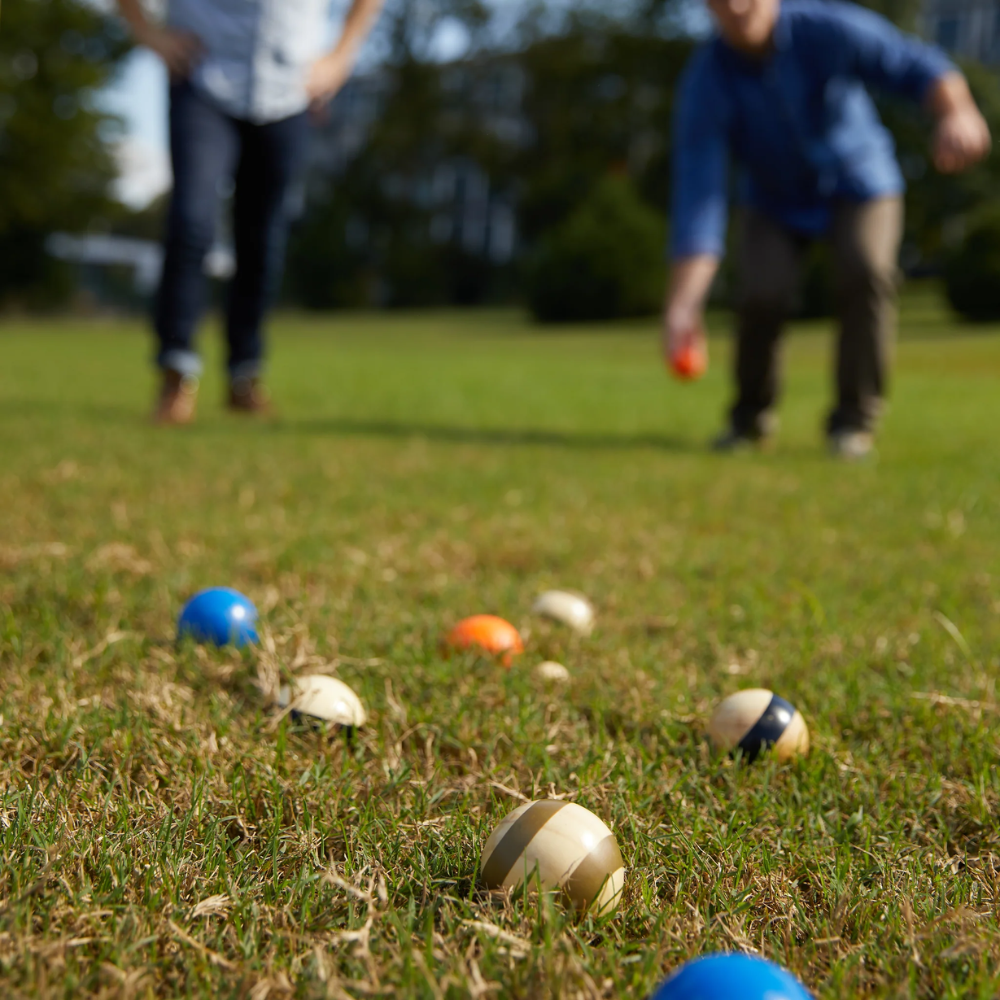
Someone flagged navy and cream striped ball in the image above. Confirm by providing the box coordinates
[708,689,809,763]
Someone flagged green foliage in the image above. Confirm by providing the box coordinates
[288,16,691,312]
[284,188,372,309]
[110,191,168,242]
[288,40,516,309]
[525,174,665,322]
[516,25,692,243]
[286,174,502,309]
[944,203,1000,320]
[0,0,127,308]
[1,303,1000,996]
[853,0,924,30]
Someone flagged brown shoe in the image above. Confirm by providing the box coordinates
[153,369,199,426]
[228,375,272,415]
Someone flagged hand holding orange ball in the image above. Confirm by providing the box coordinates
[669,322,708,381]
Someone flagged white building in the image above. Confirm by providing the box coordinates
[46,233,234,301]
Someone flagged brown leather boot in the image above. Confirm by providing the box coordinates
[228,375,272,415]
[153,369,199,426]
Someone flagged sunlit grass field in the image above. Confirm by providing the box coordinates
[1,289,999,998]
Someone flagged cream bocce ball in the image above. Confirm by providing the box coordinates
[278,675,367,729]
[480,800,624,915]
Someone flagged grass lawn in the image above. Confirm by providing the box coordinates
[1,288,999,999]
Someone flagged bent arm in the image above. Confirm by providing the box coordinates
[306,0,384,105]
[928,71,975,116]
[926,71,991,172]
[327,0,385,66]
[307,0,385,105]
[116,0,154,44]
[829,4,990,173]
[115,0,202,76]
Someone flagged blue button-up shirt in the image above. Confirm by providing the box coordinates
[670,0,954,258]
[168,0,331,123]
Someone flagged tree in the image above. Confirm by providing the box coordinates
[516,18,691,245]
[0,0,128,307]
[524,174,665,322]
[288,0,524,309]
[944,204,1000,320]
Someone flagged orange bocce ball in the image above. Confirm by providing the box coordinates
[443,614,524,665]
[670,339,707,381]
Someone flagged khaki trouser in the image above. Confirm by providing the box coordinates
[730,196,903,436]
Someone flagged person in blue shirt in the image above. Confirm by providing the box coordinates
[664,0,990,458]
[117,0,384,425]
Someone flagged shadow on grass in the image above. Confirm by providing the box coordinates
[1,398,701,452]
[267,416,695,452]
[277,417,852,463]
[3,399,849,460]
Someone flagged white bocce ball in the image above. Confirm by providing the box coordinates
[278,675,367,729]
[480,800,624,915]
[708,688,809,763]
[534,660,571,683]
[533,591,595,635]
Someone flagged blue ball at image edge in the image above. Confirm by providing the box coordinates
[652,954,812,1000]
[177,587,259,647]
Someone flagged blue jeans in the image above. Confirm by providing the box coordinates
[155,81,310,379]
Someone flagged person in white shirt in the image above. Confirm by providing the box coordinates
[117,0,384,424]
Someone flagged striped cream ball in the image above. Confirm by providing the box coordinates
[708,688,809,763]
[532,591,595,635]
[480,800,625,915]
[278,675,367,730]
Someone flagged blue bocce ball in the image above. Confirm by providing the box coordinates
[652,954,812,1000]
[177,587,258,647]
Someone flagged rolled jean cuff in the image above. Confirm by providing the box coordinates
[158,349,202,378]
[229,359,263,380]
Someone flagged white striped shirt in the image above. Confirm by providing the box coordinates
[168,0,331,123]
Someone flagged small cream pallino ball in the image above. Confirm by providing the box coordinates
[532,591,595,635]
[278,675,367,729]
[480,800,624,915]
[708,688,809,763]
[534,660,571,683]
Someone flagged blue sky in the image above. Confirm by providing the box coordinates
[100,49,170,206]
